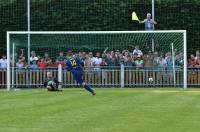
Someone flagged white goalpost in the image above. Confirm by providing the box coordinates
[6,30,187,90]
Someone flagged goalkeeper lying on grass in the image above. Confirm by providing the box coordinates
[44,72,62,91]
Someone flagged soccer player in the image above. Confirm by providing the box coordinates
[65,50,96,96]
[139,13,157,30]
[44,72,61,91]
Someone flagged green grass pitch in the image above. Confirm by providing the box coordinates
[0,88,200,132]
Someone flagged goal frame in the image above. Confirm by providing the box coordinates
[6,30,187,90]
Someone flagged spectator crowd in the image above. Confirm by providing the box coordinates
[0,46,199,70]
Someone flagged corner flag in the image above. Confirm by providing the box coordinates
[132,11,139,21]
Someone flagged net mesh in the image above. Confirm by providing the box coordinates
[9,32,184,64]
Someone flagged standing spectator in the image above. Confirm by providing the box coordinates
[54,59,65,68]
[118,53,124,65]
[46,59,54,68]
[19,49,25,60]
[124,55,133,67]
[37,58,48,69]
[44,52,51,62]
[157,56,167,69]
[188,54,197,68]
[153,52,159,68]
[139,13,157,30]
[30,60,38,70]
[18,49,27,67]
[135,56,144,68]
[133,45,143,57]
[165,52,173,70]
[123,51,129,62]
[100,58,108,67]
[93,52,102,68]
[175,53,184,68]
[56,51,65,61]
[30,51,38,63]
[144,53,153,68]
[16,59,25,69]
[165,52,174,81]
[0,55,7,69]
[84,53,93,67]
[195,50,200,61]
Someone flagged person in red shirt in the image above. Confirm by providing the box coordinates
[37,58,48,69]
[51,59,65,68]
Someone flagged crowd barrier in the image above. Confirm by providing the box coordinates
[0,67,199,88]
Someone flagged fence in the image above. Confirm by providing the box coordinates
[0,67,200,88]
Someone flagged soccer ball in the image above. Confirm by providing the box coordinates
[148,77,153,82]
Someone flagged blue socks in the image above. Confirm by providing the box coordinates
[83,84,94,94]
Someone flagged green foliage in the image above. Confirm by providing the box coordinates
[0,0,199,55]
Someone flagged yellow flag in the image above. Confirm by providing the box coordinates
[132,11,139,21]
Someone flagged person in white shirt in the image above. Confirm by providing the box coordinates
[0,55,7,69]
[93,52,102,68]
[30,51,38,63]
[133,45,143,57]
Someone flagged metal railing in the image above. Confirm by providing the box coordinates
[0,66,199,88]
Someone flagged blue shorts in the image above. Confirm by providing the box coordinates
[72,70,84,84]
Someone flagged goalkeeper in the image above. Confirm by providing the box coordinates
[44,72,61,91]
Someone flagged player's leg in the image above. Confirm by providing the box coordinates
[82,82,96,96]
[74,72,96,95]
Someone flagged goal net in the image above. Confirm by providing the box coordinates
[6,31,187,90]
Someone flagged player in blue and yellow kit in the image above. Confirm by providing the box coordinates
[65,50,96,96]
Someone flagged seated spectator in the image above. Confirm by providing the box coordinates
[56,51,65,61]
[133,45,143,57]
[30,60,38,70]
[135,56,144,68]
[0,55,7,69]
[30,51,38,63]
[37,58,48,69]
